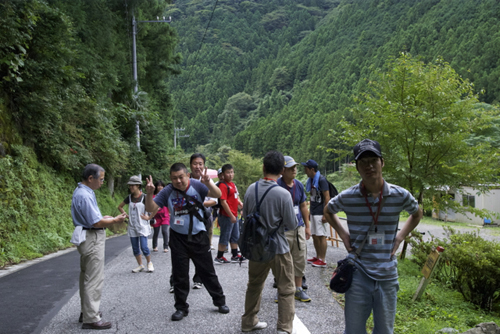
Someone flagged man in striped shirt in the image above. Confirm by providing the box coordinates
[324,139,422,334]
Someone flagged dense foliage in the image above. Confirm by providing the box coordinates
[168,0,500,171]
[0,145,125,267]
[333,54,499,214]
[0,0,180,182]
[409,226,500,311]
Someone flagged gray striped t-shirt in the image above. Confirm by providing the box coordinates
[327,180,419,281]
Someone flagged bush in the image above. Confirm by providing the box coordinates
[0,146,125,267]
[408,226,500,311]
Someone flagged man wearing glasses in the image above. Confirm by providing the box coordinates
[71,164,127,330]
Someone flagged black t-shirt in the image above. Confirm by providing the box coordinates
[123,193,145,205]
[309,177,329,216]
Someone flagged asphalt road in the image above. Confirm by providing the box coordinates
[0,234,347,334]
[0,235,131,334]
[2,221,495,334]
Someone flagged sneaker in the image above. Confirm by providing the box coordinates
[231,255,246,263]
[164,248,169,253]
[311,259,327,268]
[169,286,174,293]
[132,264,145,273]
[307,257,318,264]
[294,287,312,302]
[242,321,268,332]
[214,257,230,264]
[193,282,203,289]
[147,262,154,272]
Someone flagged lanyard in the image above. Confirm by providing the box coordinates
[263,177,276,182]
[284,180,297,205]
[362,182,384,233]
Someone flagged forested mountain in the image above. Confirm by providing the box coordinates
[1,0,179,181]
[168,0,500,170]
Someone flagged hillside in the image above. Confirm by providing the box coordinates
[167,0,500,168]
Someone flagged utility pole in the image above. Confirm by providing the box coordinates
[132,14,171,178]
[173,120,189,149]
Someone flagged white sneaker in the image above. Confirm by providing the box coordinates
[169,286,174,293]
[147,262,154,272]
[243,322,268,332]
[192,282,203,289]
[132,265,145,273]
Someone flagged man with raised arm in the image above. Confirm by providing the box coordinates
[71,164,127,330]
[323,139,422,334]
[145,163,229,321]
[241,151,296,334]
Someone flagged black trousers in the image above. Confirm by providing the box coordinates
[169,230,225,312]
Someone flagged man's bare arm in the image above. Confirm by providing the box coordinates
[391,207,423,256]
[323,205,352,251]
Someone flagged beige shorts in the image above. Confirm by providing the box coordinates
[285,226,307,278]
[310,215,329,236]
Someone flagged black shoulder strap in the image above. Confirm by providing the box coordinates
[222,181,230,196]
[255,182,278,214]
[174,187,208,241]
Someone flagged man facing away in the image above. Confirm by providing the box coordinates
[71,164,127,330]
[145,163,229,321]
[241,151,296,334]
[277,156,312,302]
[215,163,245,263]
[324,139,422,334]
[301,159,330,268]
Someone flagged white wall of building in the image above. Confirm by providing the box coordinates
[454,187,500,225]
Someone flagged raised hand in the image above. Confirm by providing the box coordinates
[145,175,155,195]
[201,167,211,184]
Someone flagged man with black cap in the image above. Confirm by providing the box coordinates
[323,139,422,334]
[301,159,330,268]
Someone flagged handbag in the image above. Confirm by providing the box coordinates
[330,197,386,293]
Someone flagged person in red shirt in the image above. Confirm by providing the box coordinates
[215,164,245,264]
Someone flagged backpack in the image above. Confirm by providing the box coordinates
[319,176,339,202]
[174,187,212,241]
[238,182,280,263]
[213,181,230,210]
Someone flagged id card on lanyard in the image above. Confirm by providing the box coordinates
[363,182,384,245]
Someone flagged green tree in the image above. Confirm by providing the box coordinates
[332,53,499,217]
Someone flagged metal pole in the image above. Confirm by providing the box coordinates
[132,15,141,178]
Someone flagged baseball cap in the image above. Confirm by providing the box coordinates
[353,139,382,160]
[301,159,318,169]
[127,175,142,185]
[217,168,223,175]
[284,156,299,168]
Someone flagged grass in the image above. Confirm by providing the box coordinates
[331,259,500,333]
[336,211,478,229]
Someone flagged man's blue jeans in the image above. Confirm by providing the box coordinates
[344,268,399,334]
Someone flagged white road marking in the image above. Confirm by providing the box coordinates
[293,314,311,334]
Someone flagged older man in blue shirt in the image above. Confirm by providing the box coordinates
[71,164,126,330]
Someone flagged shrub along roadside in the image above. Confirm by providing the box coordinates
[408,226,500,312]
[0,146,125,268]
[331,259,500,333]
